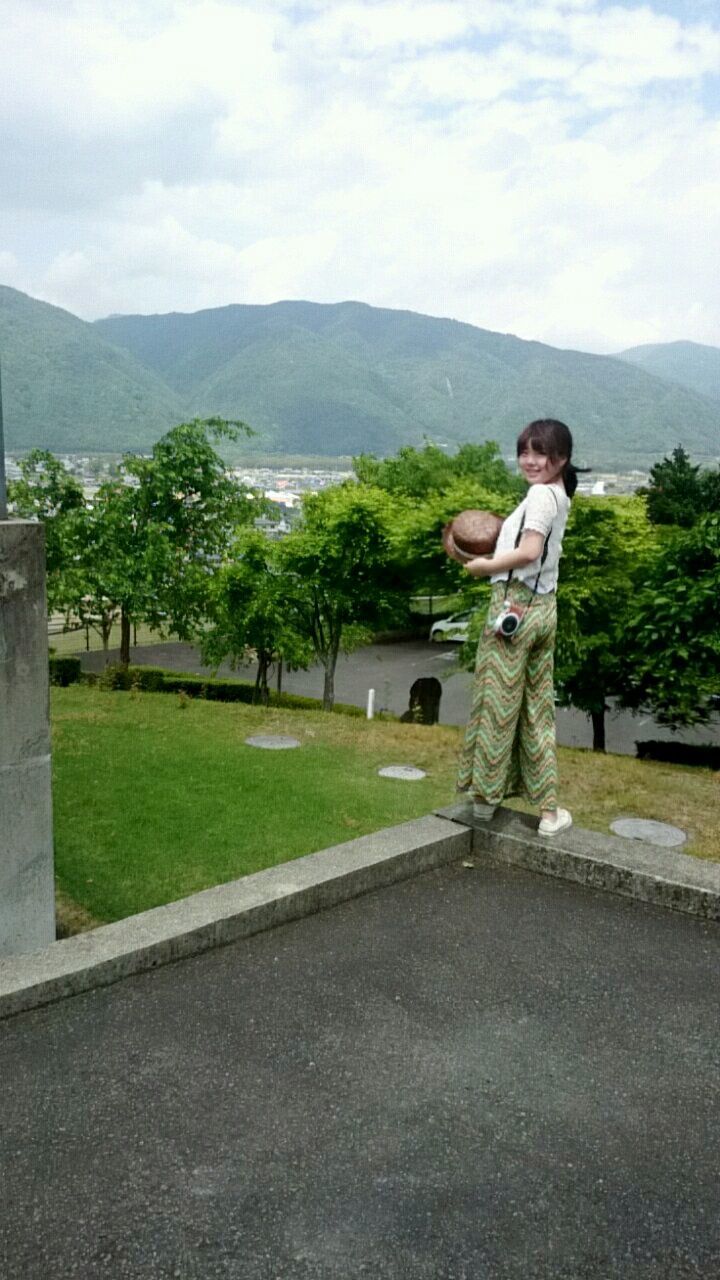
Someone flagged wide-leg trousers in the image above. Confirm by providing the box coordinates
[457,580,558,810]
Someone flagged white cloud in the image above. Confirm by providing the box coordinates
[1,0,718,350]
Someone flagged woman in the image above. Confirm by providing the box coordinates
[456,418,581,836]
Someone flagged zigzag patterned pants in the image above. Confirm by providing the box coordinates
[457,581,558,810]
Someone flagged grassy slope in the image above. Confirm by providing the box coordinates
[52,686,720,931]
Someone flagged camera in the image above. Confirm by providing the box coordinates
[492,604,525,637]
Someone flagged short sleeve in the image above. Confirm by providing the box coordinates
[522,485,558,537]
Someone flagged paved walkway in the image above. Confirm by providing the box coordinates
[2,861,719,1278]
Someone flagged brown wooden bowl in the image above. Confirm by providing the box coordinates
[442,509,503,560]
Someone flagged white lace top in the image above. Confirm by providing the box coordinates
[490,481,571,594]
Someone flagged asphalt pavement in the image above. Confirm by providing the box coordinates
[80,639,720,756]
[2,859,719,1279]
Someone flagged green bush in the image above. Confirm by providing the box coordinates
[49,655,83,686]
[103,666,375,718]
[99,664,166,692]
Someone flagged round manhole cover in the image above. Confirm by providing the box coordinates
[378,764,427,781]
[610,818,687,847]
[244,735,301,750]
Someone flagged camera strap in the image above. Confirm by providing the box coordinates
[503,489,558,601]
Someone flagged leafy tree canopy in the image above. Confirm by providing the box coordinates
[278,483,407,708]
[619,511,720,726]
[553,497,659,746]
[638,445,720,528]
[353,441,523,501]
[202,529,312,704]
[7,448,85,608]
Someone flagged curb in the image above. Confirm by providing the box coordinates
[0,815,471,1022]
[436,803,720,922]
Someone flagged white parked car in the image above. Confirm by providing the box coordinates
[429,612,471,643]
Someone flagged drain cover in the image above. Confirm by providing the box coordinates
[378,765,426,781]
[610,818,687,847]
[245,735,301,750]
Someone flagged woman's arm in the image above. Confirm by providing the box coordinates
[465,531,545,578]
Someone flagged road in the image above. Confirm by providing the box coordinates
[80,638,720,757]
[2,860,719,1279]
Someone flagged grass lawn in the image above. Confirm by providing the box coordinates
[51,685,720,931]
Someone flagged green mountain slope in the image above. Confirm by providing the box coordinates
[96,301,720,465]
[617,340,720,405]
[0,286,185,452]
[2,286,717,465]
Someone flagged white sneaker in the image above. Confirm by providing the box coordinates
[538,808,572,837]
[472,802,497,821]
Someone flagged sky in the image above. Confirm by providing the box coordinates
[2,0,719,353]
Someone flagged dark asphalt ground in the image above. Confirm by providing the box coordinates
[2,861,719,1279]
[80,639,720,756]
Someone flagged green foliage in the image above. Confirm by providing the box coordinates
[98,665,367,717]
[620,512,720,726]
[66,418,258,663]
[278,483,408,708]
[7,449,85,608]
[389,478,517,603]
[353,440,523,500]
[48,655,83,686]
[638,446,720,528]
[202,529,313,704]
[552,496,659,744]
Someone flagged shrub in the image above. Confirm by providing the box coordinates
[635,740,720,770]
[98,666,377,719]
[49,655,83,686]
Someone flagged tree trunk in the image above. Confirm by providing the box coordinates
[254,655,270,706]
[322,661,335,711]
[591,708,606,752]
[276,658,283,695]
[120,608,131,668]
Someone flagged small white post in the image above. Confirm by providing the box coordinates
[366,688,375,720]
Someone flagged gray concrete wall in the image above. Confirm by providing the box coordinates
[0,520,55,956]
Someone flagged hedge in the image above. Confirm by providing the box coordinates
[93,664,370,718]
[49,655,83,686]
[635,740,720,770]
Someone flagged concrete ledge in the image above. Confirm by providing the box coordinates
[0,814,471,1022]
[437,803,720,922]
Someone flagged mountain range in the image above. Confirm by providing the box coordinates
[1,285,718,467]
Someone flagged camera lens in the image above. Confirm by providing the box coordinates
[500,611,519,635]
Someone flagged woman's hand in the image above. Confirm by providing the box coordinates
[465,556,495,577]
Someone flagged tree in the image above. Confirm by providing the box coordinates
[278,484,407,710]
[201,530,312,704]
[7,449,84,610]
[638,446,719,528]
[618,511,720,726]
[353,440,523,501]
[109,417,257,662]
[554,497,658,750]
[45,418,259,665]
[388,477,518,602]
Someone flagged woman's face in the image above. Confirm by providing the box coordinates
[518,444,566,486]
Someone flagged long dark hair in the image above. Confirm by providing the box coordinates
[516,418,589,498]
